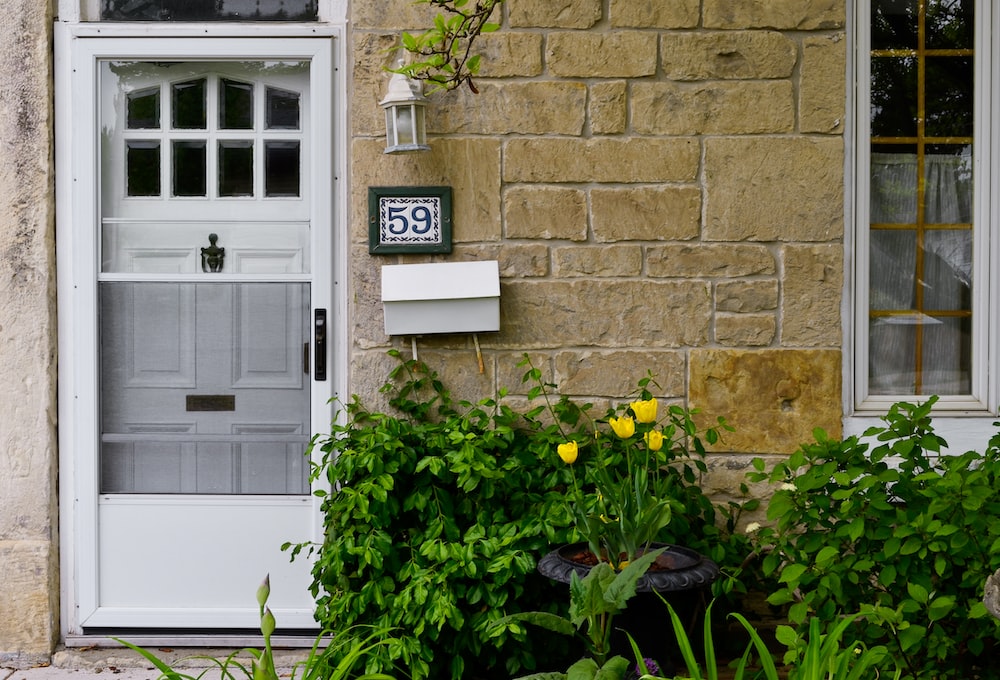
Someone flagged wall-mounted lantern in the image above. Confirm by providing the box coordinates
[380,71,430,154]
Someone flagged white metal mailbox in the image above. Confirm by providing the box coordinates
[381,260,500,335]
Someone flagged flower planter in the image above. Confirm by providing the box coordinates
[537,542,720,672]
[537,542,720,593]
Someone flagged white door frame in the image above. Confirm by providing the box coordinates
[54,22,349,639]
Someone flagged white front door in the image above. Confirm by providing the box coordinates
[57,32,341,632]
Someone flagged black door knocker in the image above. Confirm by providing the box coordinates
[201,233,225,273]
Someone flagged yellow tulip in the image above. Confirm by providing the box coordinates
[630,398,658,424]
[609,415,635,439]
[644,429,664,452]
[557,441,578,464]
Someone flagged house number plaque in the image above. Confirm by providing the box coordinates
[368,186,452,254]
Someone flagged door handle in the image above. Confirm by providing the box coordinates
[314,309,327,381]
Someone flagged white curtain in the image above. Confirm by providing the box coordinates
[868,151,973,395]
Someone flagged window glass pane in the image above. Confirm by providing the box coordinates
[925,57,973,138]
[101,0,318,21]
[870,146,917,223]
[870,229,916,310]
[126,141,161,196]
[925,145,973,224]
[871,0,917,49]
[219,141,254,197]
[923,230,972,311]
[926,0,974,50]
[220,79,254,130]
[266,87,300,129]
[127,87,160,129]
[264,141,300,197]
[172,79,206,130]
[172,141,206,196]
[869,321,916,394]
[870,56,917,137]
[921,316,972,394]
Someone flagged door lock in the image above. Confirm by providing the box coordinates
[314,309,327,381]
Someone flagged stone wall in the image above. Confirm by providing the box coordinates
[349,0,847,476]
[0,0,59,665]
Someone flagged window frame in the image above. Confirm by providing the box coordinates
[849,0,1000,433]
[60,0,347,22]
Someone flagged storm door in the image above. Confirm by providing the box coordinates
[69,43,337,630]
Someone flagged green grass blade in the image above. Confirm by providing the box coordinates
[728,613,779,680]
[701,601,717,680]
[113,638,200,680]
[662,598,702,680]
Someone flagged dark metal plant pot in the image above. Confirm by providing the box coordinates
[536,542,720,592]
[537,542,721,672]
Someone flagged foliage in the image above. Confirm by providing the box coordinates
[749,397,1000,678]
[115,576,395,680]
[518,354,755,586]
[287,351,577,680]
[638,599,896,680]
[501,547,667,674]
[394,0,504,92]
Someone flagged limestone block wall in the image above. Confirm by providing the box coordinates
[0,0,59,665]
[349,0,847,478]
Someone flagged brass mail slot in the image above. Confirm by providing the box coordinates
[186,395,236,412]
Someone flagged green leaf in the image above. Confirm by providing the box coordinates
[927,595,955,621]
[566,658,599,680]
[779,563,808,585]
[815,545,839,568]
[906,581,929,604]
[593,656,629,680]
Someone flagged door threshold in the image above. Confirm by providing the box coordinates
[63,633,320,649]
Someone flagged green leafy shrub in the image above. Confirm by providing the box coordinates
[288,352,577,680]
[749,397,1000,678]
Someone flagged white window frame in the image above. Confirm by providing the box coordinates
[846,0,1000,451]
[59,0,347,22]
[54,13,349,640]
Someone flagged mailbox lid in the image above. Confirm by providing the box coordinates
[381,260,500,302]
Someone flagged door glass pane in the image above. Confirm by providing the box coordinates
[127,87,160,129]
[172,79,207,130]
[264,141,300,197]
[172,141,207,196]
[101,0,318,21]
[126,141,161,197]
[219,141,254,197]
[266,87,300,129]
[220,79,254,130]
[868,0,975,397]
[99,282,311,495]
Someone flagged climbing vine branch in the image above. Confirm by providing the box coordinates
[394,0,504,93]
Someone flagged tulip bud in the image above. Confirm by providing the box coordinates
[644,429,664,452]
[630,398,658,424]
[609,415,635,439]
[557,441,578,464]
